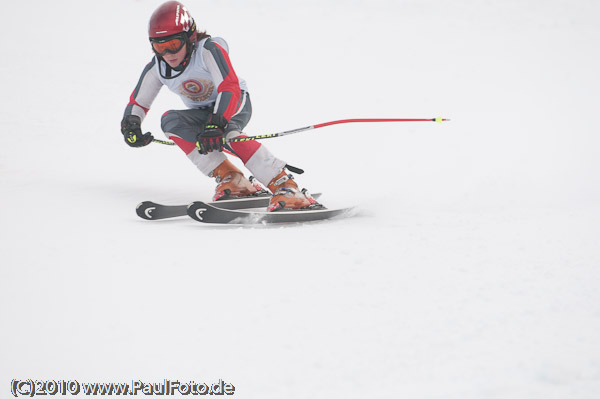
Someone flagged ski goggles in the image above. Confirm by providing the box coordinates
[151,36,186,56]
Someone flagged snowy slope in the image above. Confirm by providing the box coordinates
[1,0,600,398]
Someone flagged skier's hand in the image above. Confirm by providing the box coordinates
[121,115,153,147]
[196,114,227,154]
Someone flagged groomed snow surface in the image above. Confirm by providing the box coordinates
[2,0,600,398]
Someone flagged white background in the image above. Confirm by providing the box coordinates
[1,0,599,397]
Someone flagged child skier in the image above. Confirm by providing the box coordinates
[121,1,320,211]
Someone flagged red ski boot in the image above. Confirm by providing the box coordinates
[266,170,321,211]
[210,159,267,201]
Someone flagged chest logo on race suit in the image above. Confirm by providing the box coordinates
[179,79,214,102]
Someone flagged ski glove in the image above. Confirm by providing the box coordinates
[121,115,153,148]
[196,114,227,155]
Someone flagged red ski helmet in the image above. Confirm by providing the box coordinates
[148,1,197,59]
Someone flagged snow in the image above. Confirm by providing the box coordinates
[2,0,600,397]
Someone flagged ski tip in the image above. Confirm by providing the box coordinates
[186,201,207,221]
[136,201,156,220]
[137,201,154,208]
[434,117,450,123]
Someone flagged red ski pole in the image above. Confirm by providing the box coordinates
[227,117,449,143]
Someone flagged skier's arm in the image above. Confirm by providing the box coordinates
[121,59,163,147]
[201,39,243,122]
[122,58,163,122]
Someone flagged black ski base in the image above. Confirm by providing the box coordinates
[136,193,322,220]
[187,201,353,225]
[136,202,187,220]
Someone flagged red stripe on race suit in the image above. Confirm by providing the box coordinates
[128,92,149,114]
[229,136,260,163]
[170,136,197,155]
[212,42,242,121]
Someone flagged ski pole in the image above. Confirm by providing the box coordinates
[227,117,449,143]
[151,117,449,146]
[152,138,176,146]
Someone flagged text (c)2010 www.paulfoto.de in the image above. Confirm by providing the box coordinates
[10,379,236,396]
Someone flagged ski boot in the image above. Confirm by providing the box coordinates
[267,169,323,212]
[210,159,268,201]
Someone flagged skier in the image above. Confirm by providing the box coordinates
[121,1,320,211]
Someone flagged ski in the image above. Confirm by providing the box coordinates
[136,202,188,220]
[187,201,353,225]
[136,193,322,220]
